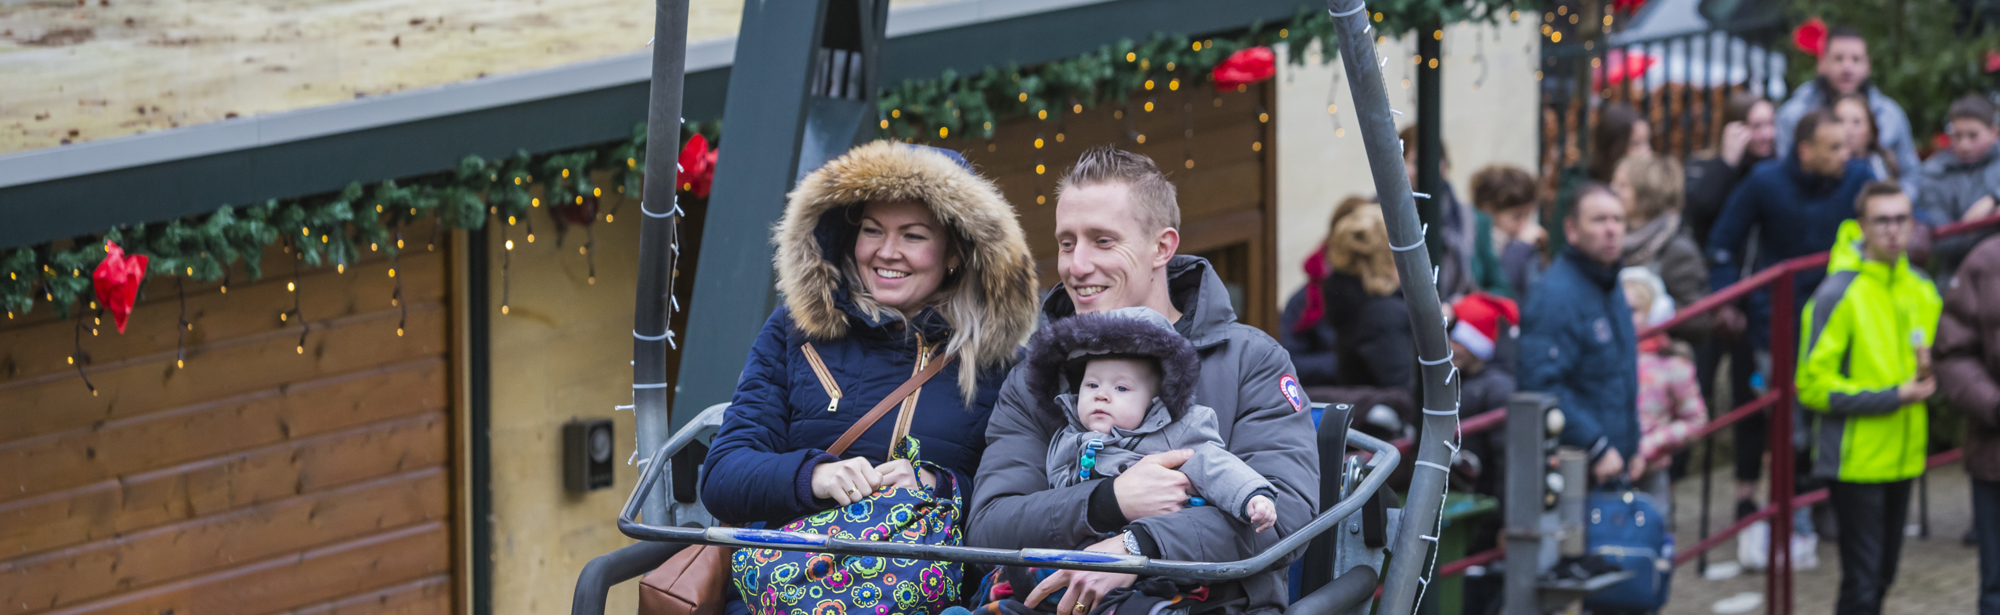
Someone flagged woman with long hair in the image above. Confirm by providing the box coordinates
[1549,101,1652,254]
[701,142,1039,614]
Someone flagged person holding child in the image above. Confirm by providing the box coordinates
[971,147,1317,615]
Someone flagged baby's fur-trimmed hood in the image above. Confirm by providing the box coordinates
[774,141,1039,393]
[1024,307,1201,420]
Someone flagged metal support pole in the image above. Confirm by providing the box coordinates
[631,0,690,524]
[1325,2,1462,613]
[1503,393,1558,615]
[1416,20,1444,271]
[1768,274,1799,615]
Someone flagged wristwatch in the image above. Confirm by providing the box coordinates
[1121,530,1143,556]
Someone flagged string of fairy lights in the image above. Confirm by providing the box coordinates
[10,1,1532,396]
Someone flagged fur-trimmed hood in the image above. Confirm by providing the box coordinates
[774,141,1039,392]
[1023,307,1202,420]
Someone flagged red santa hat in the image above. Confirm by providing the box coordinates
[1450,292,1518,362]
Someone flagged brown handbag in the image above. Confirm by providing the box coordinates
[637,347,954,615]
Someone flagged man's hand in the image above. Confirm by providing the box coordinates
[1592,448,1626,484]
[1964,196,1996,222]
[1721,121,1750,167]
[1246,496,1277,533]
[1114,449,1194,521]
[1899,377,1938,404]
[1627,452,1648,482]
[873,459,936,493]
[1916,343,1933,381]
[1024,536,1137,615]
[810,457,883,506]
[1714,305,1748,342]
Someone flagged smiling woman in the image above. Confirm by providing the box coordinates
[700,141,1038,613]
[853,199,960,318]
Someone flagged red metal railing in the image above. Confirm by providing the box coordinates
[1410,215,2000,614]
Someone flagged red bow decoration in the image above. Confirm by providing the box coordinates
[1612,0,1646,12]
[677,133,718,199]
[1935,131,1953,152]
[1793,17,1828,59]
[1592,49,1656,92]
[1986,50,2000,74]
[1212,46,1276,91]
[92,240,148,334]
[556,194,599,227]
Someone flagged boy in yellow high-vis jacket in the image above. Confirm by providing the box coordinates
[1796,181,1942,615]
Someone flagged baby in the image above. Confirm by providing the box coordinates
[1028,307,1277,532]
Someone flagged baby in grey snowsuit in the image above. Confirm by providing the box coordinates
[1027,307,1277,531]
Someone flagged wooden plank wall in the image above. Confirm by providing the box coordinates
[934,82,1280,331]
[0,229,457,615]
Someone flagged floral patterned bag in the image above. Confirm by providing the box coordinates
[730,436,963,615]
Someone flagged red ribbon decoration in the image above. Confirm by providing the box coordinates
[1593,49,1657,92]
[1212,46,1276,91]
[1612,0,1646,12]
[1985,49,2000,74]
[92,240,148,334]
[677,133,718,199]
[1793,17,1828,59]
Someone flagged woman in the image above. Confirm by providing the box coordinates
[701,142,1039,611]
[1319,195,1415,391]
[1549,102,1652,254]
[1684,92,1776,250]
[1835,92,1905,189]
[1612,154,1709,339]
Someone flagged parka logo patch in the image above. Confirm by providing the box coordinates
[1279,375,1307,413]
[1593,318,1613,343]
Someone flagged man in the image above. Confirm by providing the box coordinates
[1708,108,1872,565]
[1915,94,2000,271]
[1936,232,2000,615]
[969,147,1318,615]
[1520,184,1641,484]
[1774,26,1919,182]
[1795,182,1940,615]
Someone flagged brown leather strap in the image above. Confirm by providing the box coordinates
[826,353,955,456]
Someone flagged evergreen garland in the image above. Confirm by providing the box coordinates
[1,0,1517,323]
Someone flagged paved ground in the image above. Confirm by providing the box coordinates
[1661,460,1982,614]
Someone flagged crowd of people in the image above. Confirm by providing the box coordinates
[674,22,2000,615]
[1276,24,2000,615]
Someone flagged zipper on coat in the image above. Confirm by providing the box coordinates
[801,342,843,413]
[892,333,935,445]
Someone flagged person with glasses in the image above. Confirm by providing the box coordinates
[1796,181,1942,615]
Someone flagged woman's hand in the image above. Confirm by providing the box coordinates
[811,457,885,506]
[1023,536,1138,615]
[873,459,937,492]
[1721,121,1750,167]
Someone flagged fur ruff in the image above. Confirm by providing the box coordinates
[1024,311,1202,420]
[774,141,1039,392]
[1324,197,1399,296]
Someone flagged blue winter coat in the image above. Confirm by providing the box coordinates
[701,305,1006,525]
[1706,155,1873,346]
[1520,248,1640,461]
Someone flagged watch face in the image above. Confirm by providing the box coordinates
[589,428,614,463]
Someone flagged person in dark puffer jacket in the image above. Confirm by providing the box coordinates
[700,141,1039,532]
[1522,184,1642,484]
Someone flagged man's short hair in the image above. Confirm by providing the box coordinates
[1794,109,1842,152]
[1948,94,1998,129]
[1826,25,1864,46]
[1057,146,1180,233]
[1398,125,1449,165]
[1569,182,1619,221]
[1854,180,1908,217]
[1470,165,1538,212]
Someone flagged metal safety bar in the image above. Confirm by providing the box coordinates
[612,407,1402,582]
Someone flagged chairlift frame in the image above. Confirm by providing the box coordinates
[582,0,1459,613]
